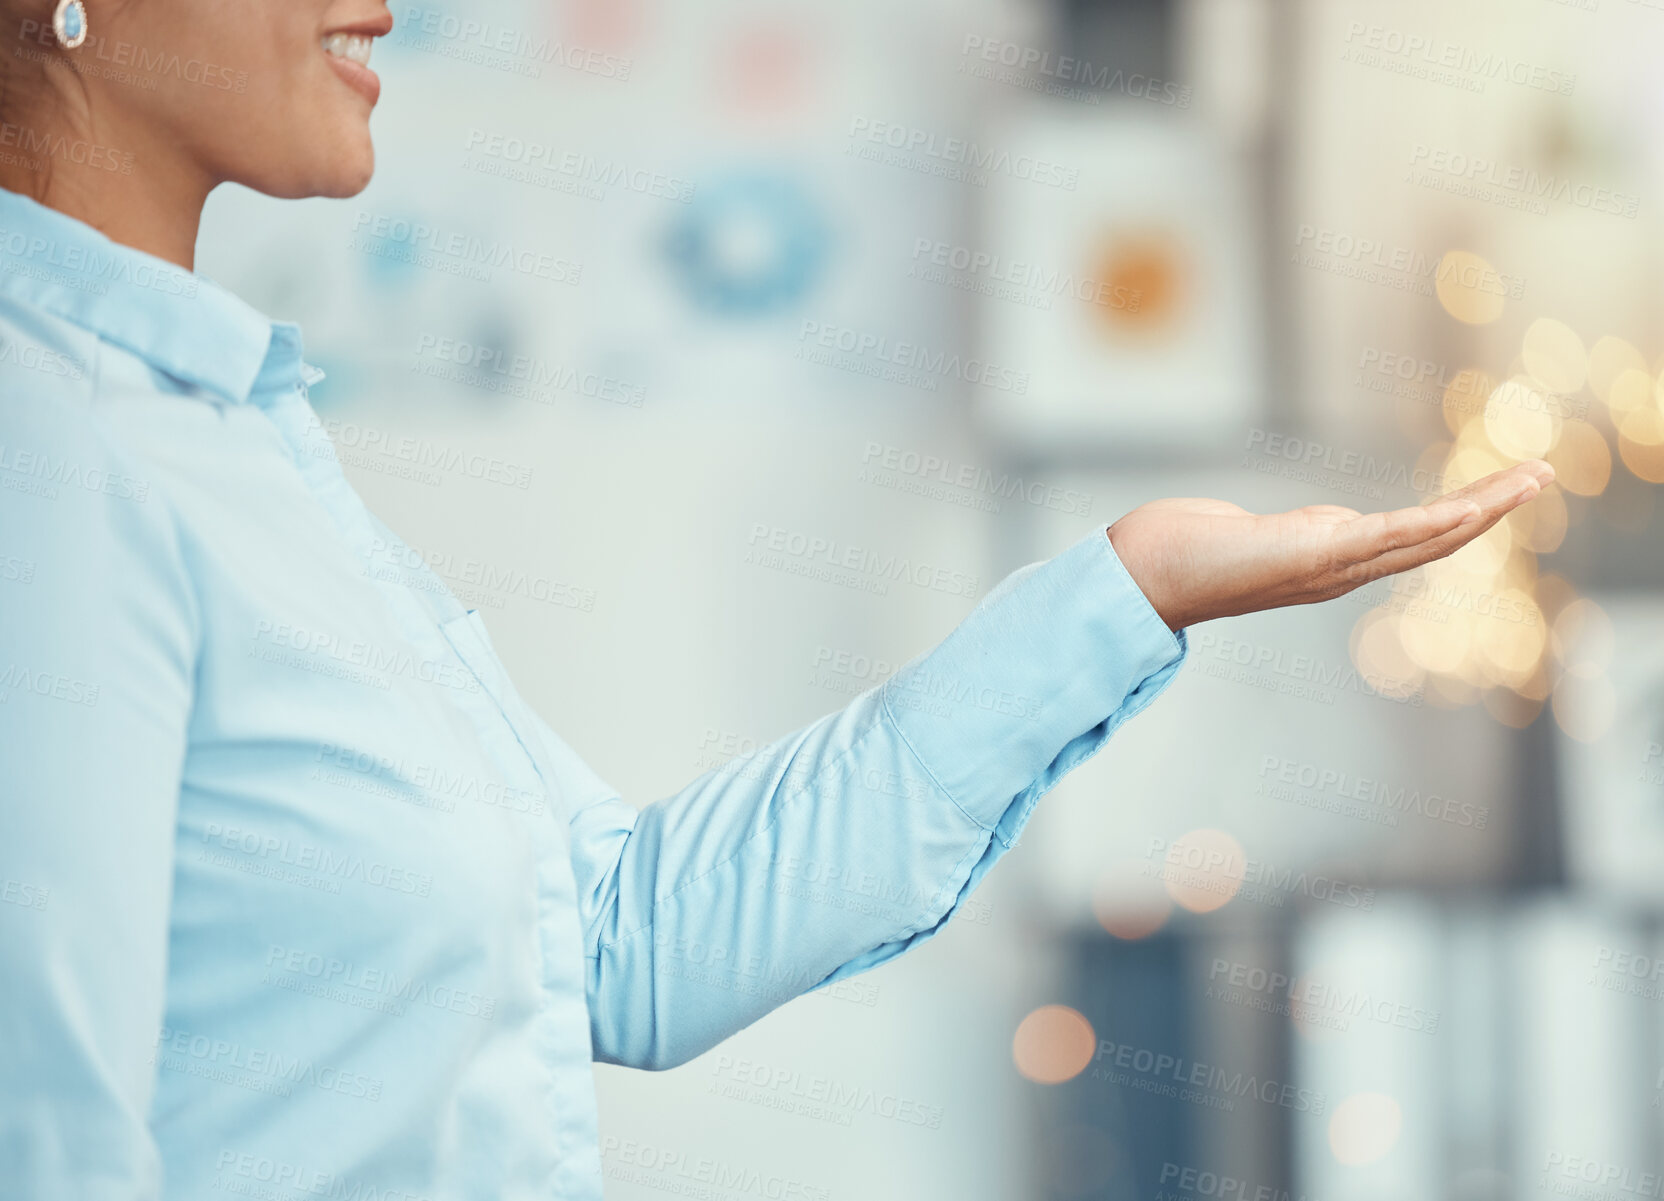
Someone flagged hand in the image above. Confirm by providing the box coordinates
[1106,460,1556,632]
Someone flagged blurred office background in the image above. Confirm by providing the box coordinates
[199,0,1664,1198]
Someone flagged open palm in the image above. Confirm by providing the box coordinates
[1106,461,1555,631]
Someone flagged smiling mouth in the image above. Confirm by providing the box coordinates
[321,32,375,68]
[321,31,382,104]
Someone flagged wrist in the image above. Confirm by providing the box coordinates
[1105,523,1188,634]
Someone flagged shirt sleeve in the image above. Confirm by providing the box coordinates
[0,391,199,1196]
[570,524,1187,1070]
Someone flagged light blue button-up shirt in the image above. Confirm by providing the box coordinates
[0,185,1188,1199]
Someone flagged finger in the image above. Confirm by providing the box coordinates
[1410,459,1554,522]
[1330,496,1483,567]
[1331,460,1550,564]
[1441,458,1556,504]
[1352,472,1546,583]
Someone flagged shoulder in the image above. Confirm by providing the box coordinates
[0,292,201,635]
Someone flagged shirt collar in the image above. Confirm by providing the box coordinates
[0,186,310,404]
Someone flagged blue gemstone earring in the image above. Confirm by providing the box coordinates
[52,0,87,48]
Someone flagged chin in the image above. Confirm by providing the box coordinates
[318,151,377,199]
[248,142,377,201]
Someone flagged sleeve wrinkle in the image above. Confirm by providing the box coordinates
[590,700,892,957]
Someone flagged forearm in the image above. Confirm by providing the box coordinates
[580,524,1187,1069]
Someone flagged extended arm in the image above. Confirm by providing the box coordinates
[570,460,1552,1070]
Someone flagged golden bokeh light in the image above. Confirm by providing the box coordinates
[1551,672,1615,743]
[1435,251,1507,325]
[1351,610,1427,701]
[1377,319,1651,719]
[1441,369,1493,436]
[1092,870,1173,941]
[1550,598,1615,677]
[1329,1093,1404,1166]
[1473,589,1546,683]
[1521,318,1588,395]
[1607,368,1655,420]
[1441,445,1507,493]
[1484,378,1559,460]
[1543,421,1611,497]
[1446,518,1512,575]
[1425,672,1482,708]
[1160,828,1246,914]
[1398,606,1472,675]
[1618,410,1664,482]
[1515,485,1568,554]
[1587,336,1648,403]
[1012,1005,1098,1085]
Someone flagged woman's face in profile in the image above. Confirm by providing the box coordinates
[8,0,393,197]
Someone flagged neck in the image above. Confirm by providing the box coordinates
[0,85,214,271]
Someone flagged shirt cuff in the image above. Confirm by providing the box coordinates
[878,523,1188,845]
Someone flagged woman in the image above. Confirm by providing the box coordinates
[0,0,1551,1196]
